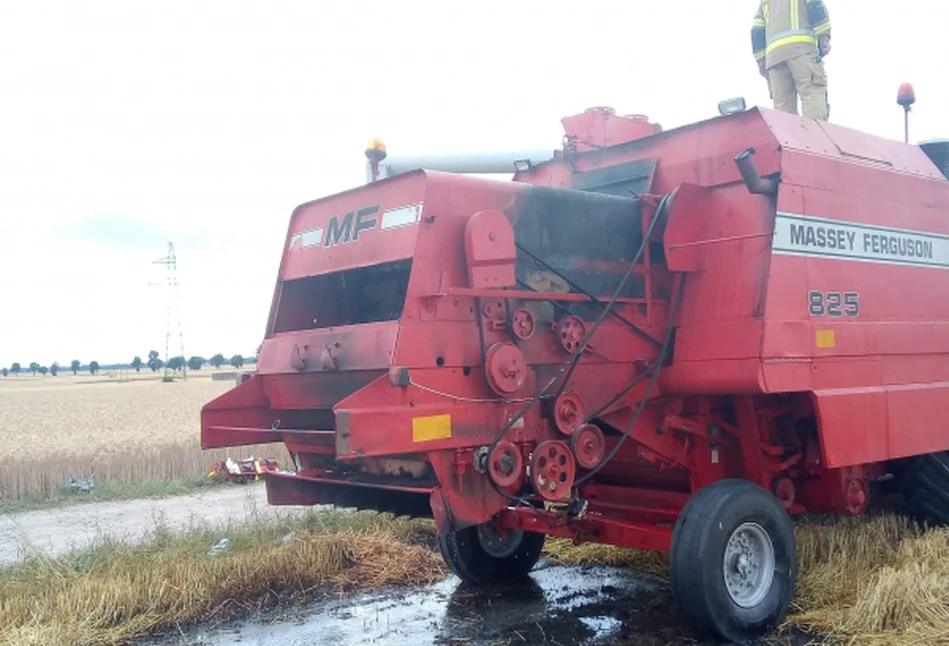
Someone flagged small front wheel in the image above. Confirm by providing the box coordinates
[670,479,797,644]
[438,520,545,586]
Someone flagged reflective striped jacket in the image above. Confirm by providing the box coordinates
[751,0,831,68]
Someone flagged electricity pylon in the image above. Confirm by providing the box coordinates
[150,242,186,381]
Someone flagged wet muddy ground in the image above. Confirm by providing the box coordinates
[141,559,820,646]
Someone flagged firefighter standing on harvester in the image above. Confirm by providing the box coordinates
[751,0,832,120]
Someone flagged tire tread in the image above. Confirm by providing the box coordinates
[899,451,949,528]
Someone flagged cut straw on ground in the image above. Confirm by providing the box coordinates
[543,513,949,646]
[2,509,949,646]
[0,509,442,646]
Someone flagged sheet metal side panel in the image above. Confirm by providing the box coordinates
[280,171,428,281]
[759,107,948,184]
[394,173,528,367]
[763,144,949,466]
[513,109,781,394]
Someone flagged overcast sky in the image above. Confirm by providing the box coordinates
[1,1,946,368]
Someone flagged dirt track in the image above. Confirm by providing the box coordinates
[0,483,301,564]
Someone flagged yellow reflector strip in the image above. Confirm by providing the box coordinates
[816,330,836,348]
[766,34,817,53]
[413,414,452,442]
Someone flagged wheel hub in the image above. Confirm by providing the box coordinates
[722,522,775,608]
[476,522,523,558]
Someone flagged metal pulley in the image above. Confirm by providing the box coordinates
[484,342,527,396]
[510,308,536,340]
[556,315,587,354]
[487,441,523,488]
[571,423,606,469]
[553,391,585,436]
[529,440,576,501]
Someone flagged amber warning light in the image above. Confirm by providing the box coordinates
[897,83,916,143]
[365,138,387,182]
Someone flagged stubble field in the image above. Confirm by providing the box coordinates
[0,371,288,503]
[3,373,949,645]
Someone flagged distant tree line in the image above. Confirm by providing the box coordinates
[2,350,254,377]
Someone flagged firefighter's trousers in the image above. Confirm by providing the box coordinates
[767,52,828,120]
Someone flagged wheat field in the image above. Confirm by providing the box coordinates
[0,372,288,501]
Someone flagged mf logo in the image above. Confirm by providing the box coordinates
[288,205,380,251]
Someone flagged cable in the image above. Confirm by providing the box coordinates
[409,379,534,404]
[583,364,655,421]
[482,192,671,502]
[487,193,669,454]
[514,242,662,347]
[572,274,687,488]
[546,191,671,405]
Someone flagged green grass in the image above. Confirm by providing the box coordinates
[0,475,225,515]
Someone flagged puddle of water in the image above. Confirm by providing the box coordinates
[579,616,624,644]
[144,559,663,646]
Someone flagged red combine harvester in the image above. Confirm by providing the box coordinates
[202,103,949,643]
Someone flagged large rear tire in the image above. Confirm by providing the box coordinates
[438,520,545,585]
[898,451,949,528]
[670,479,797,644]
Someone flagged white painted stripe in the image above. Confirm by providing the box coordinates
[381,203,423,230]
[288,227,324,250]
[772,212,949,269]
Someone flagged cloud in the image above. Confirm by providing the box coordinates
[54,213,192,251]
[0,0,946,367]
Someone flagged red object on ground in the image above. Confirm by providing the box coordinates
[208,456,280,484]
[201,105,949,643]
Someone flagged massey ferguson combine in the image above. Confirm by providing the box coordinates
[202,103,949,643]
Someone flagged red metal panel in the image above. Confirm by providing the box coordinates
[809,380,949,469]
[258,323,400,375]
[882,354,949,385]
[812,387,888,467]
[662,183,710,272]
[660,359,765,395]
[762,126,949,462]
[395,320,659,370]
[760,358,812,393]
[463,209,517,288]
[262,371,382,410]
[281,171,427,280]
[500,507,673,552]
[885,382,949,459]
[760,108,947,183]
[672,320,764,361]
[524,110,783,195]
[201,375,278,449]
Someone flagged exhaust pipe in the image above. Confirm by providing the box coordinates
[734,147,779,195]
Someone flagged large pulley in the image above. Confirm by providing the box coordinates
[484,342,527,396]
[529,440,576,501]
